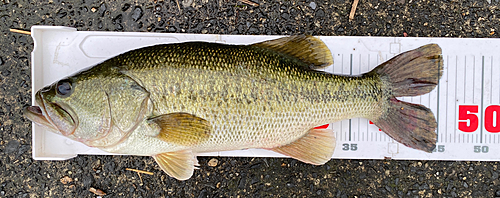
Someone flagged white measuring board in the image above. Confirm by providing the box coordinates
[30,26,500,161]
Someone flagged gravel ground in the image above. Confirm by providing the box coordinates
[1,0,500,197]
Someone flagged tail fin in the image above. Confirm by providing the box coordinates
[369,44,443,152]
[370,44,443,97]
[375,98,438,152]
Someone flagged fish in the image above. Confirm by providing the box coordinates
[24,35,443,180]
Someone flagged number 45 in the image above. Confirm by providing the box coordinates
[432,145,445,152]
[458,105,500,133]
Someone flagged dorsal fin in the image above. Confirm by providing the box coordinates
[251,35,333,69]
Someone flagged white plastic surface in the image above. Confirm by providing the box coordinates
[31,26,500,161]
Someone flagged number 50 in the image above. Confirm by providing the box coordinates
[458,105,500,133]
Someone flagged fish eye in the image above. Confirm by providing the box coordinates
[56,80,73,97]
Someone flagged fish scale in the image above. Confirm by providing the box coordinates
[111,42,383,153]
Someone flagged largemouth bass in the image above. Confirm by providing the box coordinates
[24,36,443,180]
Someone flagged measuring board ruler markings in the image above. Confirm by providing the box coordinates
[31,26,500,161]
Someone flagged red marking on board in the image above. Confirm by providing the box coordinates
[457,104,500,133]
[484,105,500,133]
[314,124,329,129]
[458,105,479,132]
[369,121,382,131]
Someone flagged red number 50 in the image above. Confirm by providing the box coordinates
[458,105,500,133]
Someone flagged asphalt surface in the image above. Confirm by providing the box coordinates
[1,0,500,197]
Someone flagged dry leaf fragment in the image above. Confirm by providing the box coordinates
[60,176,73,184]
[9,29,31,35]
[237,0,259,6]
[349,0,359,20]
[89,187,106,196]
[208,158,219,167]
[125,168,153,175]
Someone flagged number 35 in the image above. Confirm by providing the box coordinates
[342,143,357,151]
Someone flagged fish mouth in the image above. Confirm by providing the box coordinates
[24,92,78,136]
[24,106,57,131]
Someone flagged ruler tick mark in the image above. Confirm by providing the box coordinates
[480,56,485,143]
[349,54,352,142]
[437,55,441,143]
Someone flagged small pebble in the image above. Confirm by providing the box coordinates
[208,158,218,167]
[131,7,143,21]
[99,3,106,17]
[182,0,193,7]
[4,140,19,154]
[316,189,322,195]
[492,172,498,180]
[122,3,131,11]
[309,2,316,10]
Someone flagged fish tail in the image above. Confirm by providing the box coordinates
[368,44,443,152]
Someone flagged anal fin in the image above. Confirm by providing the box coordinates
[271,128,336,165]
[153,150,197,180]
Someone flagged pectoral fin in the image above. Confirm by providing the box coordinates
[148,113,212,146]
[270,128,336,165]
[153,150,197,180]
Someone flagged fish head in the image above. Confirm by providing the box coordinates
[24,75,111,143]
[24,70,151,146]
